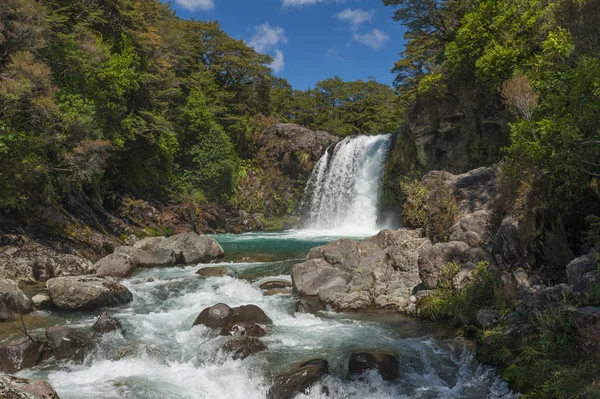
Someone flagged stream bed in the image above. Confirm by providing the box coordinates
[3,232,518,398]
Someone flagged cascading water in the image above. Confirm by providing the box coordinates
[302,134,392,234]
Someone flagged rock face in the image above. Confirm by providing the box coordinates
[267,359,329,399]
[348,352,399,381]
[418,241,470,289]
[94,253,137,278]
[476,309,501,329]
[92,312,123,335]
[0,338,50,373]
[192,303,272,328]
[292,229,431,311]
[0,235,94,283]
[46,327,90,363]
[0,373,60,399]
[566,253,599,292]
[46,276,133,310]
[221,336,267,360]
[0,279,33,314]
[155,233,224,264]
[196,266,234,278]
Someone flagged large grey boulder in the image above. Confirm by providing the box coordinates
[94,253,137,278]
[114,246,176,268]
[418,241,470,289]
[567,253,599,292]
[0,373,60,399]
[46,327,90,363]
[133,236,166,252]
[267,359,329,399]
[46,276,133,310]
[221,336,267,360]
[0,279,33,314]
[0,338,51,373]
[156,233,224,264]
[293,229,431,312]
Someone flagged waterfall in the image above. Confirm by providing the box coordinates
[301,134,392,234]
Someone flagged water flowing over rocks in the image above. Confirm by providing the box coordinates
[0,374,60,399]
[92,312,123,335]
[348,352,399,381]
[46,276,133,310]
[221,336,267,360]
[192,303,272,329]
[219,322,265,337]
[267,359,329,399]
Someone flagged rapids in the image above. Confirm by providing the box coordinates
[4,232,518,399]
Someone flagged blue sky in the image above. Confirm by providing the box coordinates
[166,0,407,90]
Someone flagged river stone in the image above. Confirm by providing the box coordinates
[221,336,267,360]
[114,247,155,267]
[0,279,33,313]
[259,280,292,290]
[156,233,224,264]
[92,312,123,335]
[348,352,399,381]
[133,236,166,252]
[46,276,133,310]
[418,241,470,289]
[32,294,53,310]
[151,249,177,267]
[0,338,51,373]
[267,359,329,399]
[292,259,351,296]
[220,323,265,337]
[46,327,90,363]
[263,288,293,296]
[0,373,60,399]
[193,304,272,328]
[94,253,137,278]
[196,266,234,278]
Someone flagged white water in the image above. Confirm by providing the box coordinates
[301,134,393,235]
[10,235,517,398]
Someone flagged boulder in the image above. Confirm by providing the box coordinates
[31,294,53,310]
[46,276,133,310]
[0,279,33,313]
[291,259,351,297]
[0,374,60,399]
[114,247,155,268]
[263,288,293,296]
[46,326,90,363]
[0,338,50,373]
[94,253,137,278]
[220,323,265,337]
[567,253,599,292]
[193,304,272,328]
[418,241,470,289]
[221,336,267,360]
[267,359,329,399]
[0,301,16,322]
[133,236,166,252]
[348,352,399,381]
[196,266,234,278]
[156,233,224,264]
[151,249,177,267]
[259,280,292,290]
[476,309,502,329]
[92,312,123,335]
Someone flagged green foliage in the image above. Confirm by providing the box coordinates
[400,179,429,228]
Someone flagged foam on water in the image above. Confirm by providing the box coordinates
[15,235,517,399]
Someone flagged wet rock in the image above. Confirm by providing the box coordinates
[221,336,267,360]
[263,288,293,296]
[0,338,51,373]
[348,352,399,381]
[295,297,326,314]
[0,279,33,314]
[259,280,292,290]
[567,252,599,292]
[47,276,133,310]
[476,309,502,329]
[46,326,90,363]
[220,322,265,337]
[92,312,123,335]
[418,241,470,289]
[156,233,224,264]
[196,266,234,278]
[94,253,137,278]
[133,236,166,252]
[32,294,53,310]
[193,303,272,328]
[267,359,329,399]
[0,373,60,398]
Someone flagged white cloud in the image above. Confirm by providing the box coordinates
[335,8,373,27]
[248,23,288,53]
[174,0,214,11]
[247,24,288,73]
[326,47,345,62]
[352,29,390,49]
[282,0,349,8]
[271,50,285,73]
